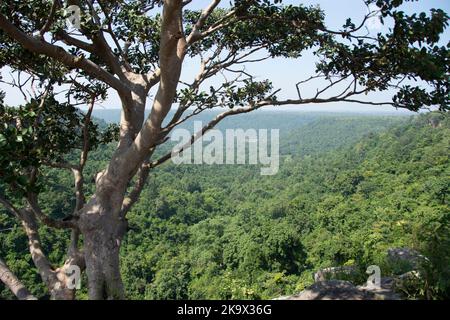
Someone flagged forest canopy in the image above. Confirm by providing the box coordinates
[1,111,449,300]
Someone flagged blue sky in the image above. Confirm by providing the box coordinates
[1,0,449,113]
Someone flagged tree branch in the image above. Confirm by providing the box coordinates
[18,207,57,289]
[0,196,55,280]
[0,13,128,94]
[150,86,397,169]
[186,0,222,44]
[54,30,96,54]
[0,257,37,300]
[120,157,152,217]
[0,195,22,220]
[123,0,186,168]
[27,193,78,230]
[39,0,60,37]
[150,100,272,169]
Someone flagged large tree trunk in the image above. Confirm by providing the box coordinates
[83,238,124,300]
[81,217,127,300]
[75,0,186,300]
[79,173,128,300]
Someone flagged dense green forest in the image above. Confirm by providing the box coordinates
[1,111,448,300]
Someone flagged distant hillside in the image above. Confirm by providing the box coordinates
[280,115,406,156]
[92,108,407,130]
[92,109,408,157]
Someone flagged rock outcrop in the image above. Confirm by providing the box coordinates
[276,248,426,300]
[276,280,373,300]
[276,278,403,300]
[387,248,426,269]
[314,266,357,282]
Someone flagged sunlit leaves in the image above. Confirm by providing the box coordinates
[176,79,274,109]
[186,4,325,59]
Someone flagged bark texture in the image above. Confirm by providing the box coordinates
[0,257,37,300]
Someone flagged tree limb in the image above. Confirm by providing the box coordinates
[0,13,128,94]
[120,157,152,217]
[27,193,78,230]
[0,257,37,300]
[186,0,222,44]
[39,0,60,37]
[18,207,57,289]
[123,0,186,169]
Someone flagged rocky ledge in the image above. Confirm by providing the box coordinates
[275,278,403,300]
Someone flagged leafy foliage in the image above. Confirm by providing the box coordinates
[0,97,118,195]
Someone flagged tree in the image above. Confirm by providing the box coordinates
[0,0,448,299]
